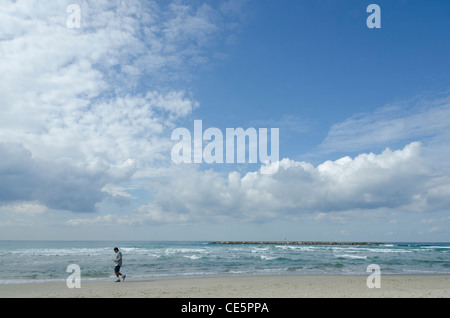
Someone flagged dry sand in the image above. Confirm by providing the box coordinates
[0,274,449,298]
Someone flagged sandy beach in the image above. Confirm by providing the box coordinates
[0,274,448,298]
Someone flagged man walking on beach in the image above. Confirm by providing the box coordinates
[113,247,126,282]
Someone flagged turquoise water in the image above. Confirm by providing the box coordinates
[0,241,449,284]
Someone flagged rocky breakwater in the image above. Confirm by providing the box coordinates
[208,241,384,245]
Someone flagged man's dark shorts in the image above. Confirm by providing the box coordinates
[114,265,121,273]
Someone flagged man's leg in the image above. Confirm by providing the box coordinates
[114,266,121,281]
[116,268,126,281]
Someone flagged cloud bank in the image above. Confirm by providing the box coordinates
[99,141,450,226]
[0,0,243,212]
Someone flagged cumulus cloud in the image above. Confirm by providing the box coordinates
[0,0,242,212]
[0,201,47,216]
[0,142,124,212]
[100,141,448,226]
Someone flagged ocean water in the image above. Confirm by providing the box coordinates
[0,241,449,284]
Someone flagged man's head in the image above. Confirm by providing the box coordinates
[114,247,119,252]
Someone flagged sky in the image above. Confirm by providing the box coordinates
[0,0,449,242]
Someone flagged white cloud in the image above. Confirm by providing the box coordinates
[318,93,450,156]
[428,226,441,233]
[0,142,117,212]
[0,202,47,216]
[66,214,114,226]
[0,0,239,213]
[0,1,210,163]
[98,141,448,226]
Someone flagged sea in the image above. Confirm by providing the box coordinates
[0,241,449,284]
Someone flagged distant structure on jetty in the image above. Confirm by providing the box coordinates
[208,241,384,245]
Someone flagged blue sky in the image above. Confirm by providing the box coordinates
[0,0,449,241]
[195,0,450,158]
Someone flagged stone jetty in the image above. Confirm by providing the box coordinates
[208,241,384,245]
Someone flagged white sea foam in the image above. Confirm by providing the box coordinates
[251,247,269,253]
[335,254,367,259]
[260,255,278,260]
[366,248,411,253]
[275,245,316,252]
[164,248,208,255]
[8,247,110,256]
[184,255,202,260]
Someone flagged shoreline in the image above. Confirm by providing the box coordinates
[0,274,448,298]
